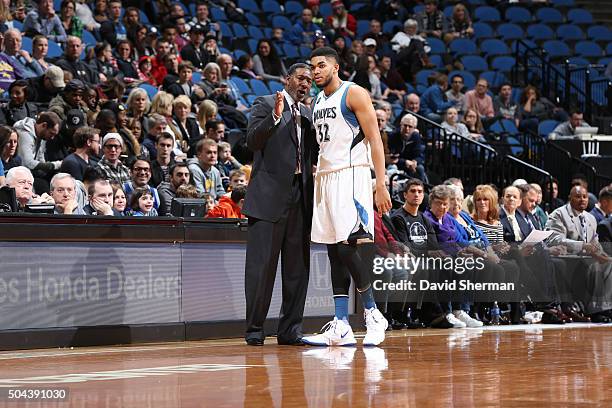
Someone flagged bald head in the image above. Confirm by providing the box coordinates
[406,93,420,112]
[569,185,589,212]
[4,29,22,54]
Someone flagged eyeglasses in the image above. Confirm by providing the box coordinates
[104,144,121,150]
[133,167,150,173]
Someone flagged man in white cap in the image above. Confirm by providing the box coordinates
[96,133,130,184]
[26,66,65,104]
[363,38,378,58]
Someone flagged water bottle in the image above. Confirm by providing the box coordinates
[490,302,500,325]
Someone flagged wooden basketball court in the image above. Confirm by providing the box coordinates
[0,325,610,407]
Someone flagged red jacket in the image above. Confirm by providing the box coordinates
[374,210,403,257]
[206,196,244,219]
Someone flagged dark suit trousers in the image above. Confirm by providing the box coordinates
[245,175,310,342]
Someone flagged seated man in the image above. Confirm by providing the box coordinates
[122,157,161,210]
[591,186,612,224]
[464,78,494,121]
[187,139,225,200]
[549,109,590,138]
[5,166,54,210]
[419,73,455,123]
[546,185,612,322]
[97,133,131,185]
[84,179,121,216]
[50,173,85,215]
[158,163,191,216]
[388,114,428,182]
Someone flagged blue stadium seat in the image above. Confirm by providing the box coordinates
[382,20,402,35]
[233,49,248,60]
[232,23,248,38]
[426,37,446,54]
[237,0,260,13]
[82,30,97,47]
[267,80,283,93]
[47,40,63,58]
[245,12,261,26]
[449,39,478,56]
[526,24,555,41]
[567,56,590,66]
[480,39,511,58]
[473,22,494,40]
[538,120,559,138]
[588,26,612,42]
[429,54,443,69]
[448,70,476,90]
[415,70,436,87]
[535,8,564,24]
[245,94,258,106]
[599,57,612,67]
[218,22,233,38]
[319,2,332,18]
[232,77,252,95]
[285,1,303,16]
[247,38,258,54]
[497,23,524,41]
[556,24,585,41]
[512,39,538,52]
[299,46,311,58]
[505,7,532,24]
[357,20,370,38]
[250,79,270,95]
[507,136,524,156]
[568,9,594,25]
[247,26,264,40]
[192,72,202,83]
[12,20,23,31]
[461,55,489,73]
[607,43,612,55]
[283,44,300,59]
[474,6,501,23]
[491,56,516,73]
[139,83,158,100]
[21,36,32,53]
[575,41,603,58]
[443,5,454,19]
[210,7,227,21]
[543,40,571,59]
[262,0,281,14]
[271,15,292,31]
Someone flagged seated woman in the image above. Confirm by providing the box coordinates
[443,3,474,44]
[252,39,287,84]
[461,108,487,143]
[32,36,52,72]
[0,125,21,172]
[448,185,523,324]
[441,107,471,138]
[199,62,237,107]
[111,181,127,216]
[516,85,561,135]
[171,95,201,157]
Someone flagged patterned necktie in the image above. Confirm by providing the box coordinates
[579,215,588,242]
[291,103,301,173]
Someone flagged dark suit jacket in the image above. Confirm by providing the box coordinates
[597,217,612,248]
[500,208,531,243]
[242,94,317,224]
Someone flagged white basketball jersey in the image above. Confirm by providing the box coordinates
[312,81,369,173]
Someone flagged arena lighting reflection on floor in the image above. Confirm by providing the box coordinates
[0,325,609,407]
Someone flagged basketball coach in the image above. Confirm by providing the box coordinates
[243,63,317,346]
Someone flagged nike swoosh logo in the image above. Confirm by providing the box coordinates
[341,331,349,338]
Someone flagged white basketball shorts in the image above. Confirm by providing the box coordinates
[311,165,374,244]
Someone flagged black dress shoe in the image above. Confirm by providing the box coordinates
[277,338,304,346]
[246,338,264,346]
[590,313,612,323]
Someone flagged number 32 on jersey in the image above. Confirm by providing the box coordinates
[317,123,330,143]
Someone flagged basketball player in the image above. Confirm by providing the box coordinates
[302,47,392,347]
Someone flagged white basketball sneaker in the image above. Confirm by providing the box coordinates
[302,317,357,346]
[363,308,389,346]
[453,310,484,328]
